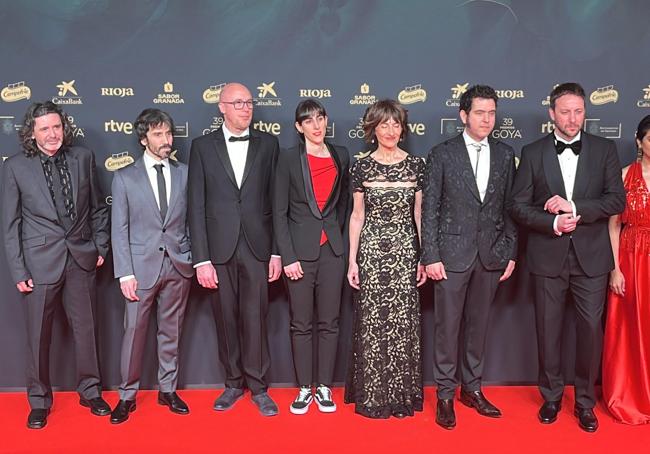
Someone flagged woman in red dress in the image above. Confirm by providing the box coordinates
[602,115,650,424]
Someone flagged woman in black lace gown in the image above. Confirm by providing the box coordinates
[345,99,427,418]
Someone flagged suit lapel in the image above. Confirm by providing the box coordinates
[165,160,182,225]
[240,132,260,188]
[134,157,164,223]
[572,133,591,198]
[321,142,343,216]
[452,134,481,202]
[213,129,238,189]
[541,134,568,199]
[299,143,323,220]
[28,155,56,213]
[482,138,499,205]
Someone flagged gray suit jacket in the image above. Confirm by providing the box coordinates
[421,133,517,272]
[111,156,193,290]
[1,146,109,285]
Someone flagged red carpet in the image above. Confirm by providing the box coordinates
[1,386,648,454]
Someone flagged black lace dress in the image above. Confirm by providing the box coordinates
[344,154,424,418]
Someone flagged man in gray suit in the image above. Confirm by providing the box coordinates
[422,85,517,430]
[109,108,194,424]
[1,101,111,429]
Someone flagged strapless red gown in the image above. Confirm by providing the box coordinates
[602,161,650,424]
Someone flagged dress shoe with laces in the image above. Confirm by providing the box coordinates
[213,388,244,411]
[27,409,49,429]
[110,400,136,424]
[158,391,189,414]
[459,389,502,418]
[251,392,279,417]
[436,398,456,430]
[79,397,111,416]
[538,401,561,424]
[574,407,598,432]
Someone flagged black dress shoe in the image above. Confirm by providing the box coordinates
[574,407,598,432]
[27,409,49,429]
[436,398,456,430]
[80,397,111,416]
[110,400,136,424]
[459,389,502,418]
[251,392,279,416]
[392,411,407,419]
[158,391,189,415]
[538,401,561,424]
[213,388,244,411]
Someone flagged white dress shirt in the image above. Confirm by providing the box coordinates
[120,152,172,283]
[222,124,249,188]
[552,131,579,235]
[463,130,490,202]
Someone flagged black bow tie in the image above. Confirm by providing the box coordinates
[555,140,581,155]
[229,135,250,142]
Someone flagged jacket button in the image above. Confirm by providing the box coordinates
[162,228,166,233]
[159,247,164,251]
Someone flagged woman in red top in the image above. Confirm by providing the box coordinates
[602,115,650,424]
[273,99,350,414]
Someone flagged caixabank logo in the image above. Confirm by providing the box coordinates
[445,83,469,107]
[349,83,377,106]
[203,83,225,104]
[398,84,426,105]
[154,82,185,104]
[637,85,650,108]
[590,85,618,105]
[52,80,82,105]
[1,81,31,102]
[256,82,282,107]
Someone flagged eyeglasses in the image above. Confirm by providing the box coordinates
[220,99,255,110]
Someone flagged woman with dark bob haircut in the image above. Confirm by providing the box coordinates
[345,99,426,418]
[602,114,650,424]
[273,99,350,414]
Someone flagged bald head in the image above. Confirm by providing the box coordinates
[219,82,254,134]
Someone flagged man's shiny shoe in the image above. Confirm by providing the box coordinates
[459,389,502,417]
[251,392,279,417]
[158,391,189,414]
[79,397,111,416]
[574,407,598,432]
[213,387,244,411]
[435,398,456,430]
[110,400,136,424]
[538,401,561,424]
[27,409,49,429]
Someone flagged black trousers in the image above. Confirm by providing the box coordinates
[24,252,101,409]
[433,257,501,400]
[285,242,344,387]
[212,232,270,395]
[534,243,607,409]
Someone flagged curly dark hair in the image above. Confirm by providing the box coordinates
[133,108,175,151]
[18,101,73,157]
[459,85,498,114]
[362,99,408,144]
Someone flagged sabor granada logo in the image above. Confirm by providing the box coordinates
[349,83,377,106]
[398,84,426,104]
[590,85,618,105]
[1,81,31,102]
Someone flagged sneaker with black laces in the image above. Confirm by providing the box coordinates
[289,386,313,415]
[315,385,336,413]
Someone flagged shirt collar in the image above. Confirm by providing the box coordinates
[143,151,169,169]
[222,123,250,142]
[554,130,581,145]
[462,130,489,148]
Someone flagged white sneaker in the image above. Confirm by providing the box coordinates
[315,385,336,413]
[289,387,313,415]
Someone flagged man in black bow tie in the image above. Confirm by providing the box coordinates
[188,83,281,416]
[510,82,625,432]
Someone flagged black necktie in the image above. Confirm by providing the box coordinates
[555,140,582,155]
[228,135,250,142]
[153,164,168,221]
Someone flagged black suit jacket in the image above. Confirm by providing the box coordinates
[1,146,109,285]
[188,127,279,264]
[273,142,350,266]
[421,133,517,272]
[510,132,625,277]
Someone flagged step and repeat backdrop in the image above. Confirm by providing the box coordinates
[0,0,648,390]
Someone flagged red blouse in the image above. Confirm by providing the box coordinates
[307,153,337,245]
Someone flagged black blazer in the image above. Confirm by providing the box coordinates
[273,142,350,266]
[187,127,279,264]
[510,132,625,277]
[1,146,109,284]
[421,133,517,272]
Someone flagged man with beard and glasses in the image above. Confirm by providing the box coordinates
[109,108,194,424]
